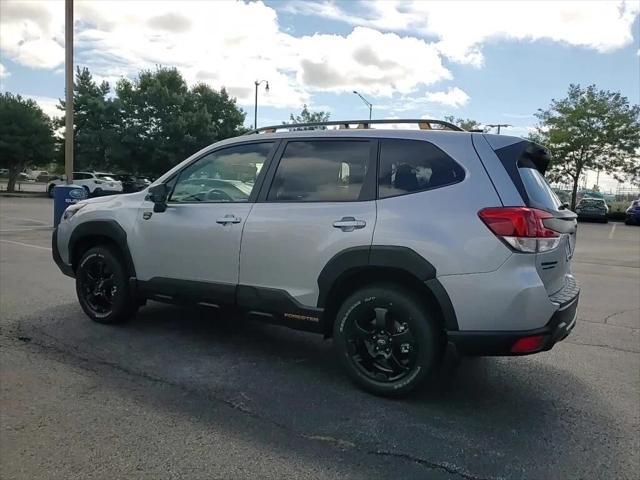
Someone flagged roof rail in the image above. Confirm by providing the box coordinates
[245,118,464,135]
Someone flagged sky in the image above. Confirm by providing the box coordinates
[0,0,639,191]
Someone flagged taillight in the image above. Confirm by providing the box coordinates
[478,207,562,253]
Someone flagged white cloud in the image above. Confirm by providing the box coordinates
[0,63,9,78]
[288,0,640,66]
[0,0,453,109]
[425,87,469,108]
[23,95,61,119]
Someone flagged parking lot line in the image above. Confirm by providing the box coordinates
[0,239,51,251]
[608,223,617,239]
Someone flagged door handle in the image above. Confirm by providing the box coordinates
[333,216,366,232]
[216,214,242,225]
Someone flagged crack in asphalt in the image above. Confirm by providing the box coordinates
[602,308,640,325]
[4,327,488,479]
[577,318,639,332]
[564,340,639,354]
[368,450,500,480]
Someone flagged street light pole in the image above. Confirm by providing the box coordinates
[65,0,74,184]
[353,90,372,120]
[254,80,269,129]
[486,123,511,134]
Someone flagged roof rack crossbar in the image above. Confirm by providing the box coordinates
[245,118,464,135]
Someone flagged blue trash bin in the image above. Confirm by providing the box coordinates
[53,184,88,227]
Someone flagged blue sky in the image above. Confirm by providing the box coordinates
[1,0,639,190]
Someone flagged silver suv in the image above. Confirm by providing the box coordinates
[53,119,579,396]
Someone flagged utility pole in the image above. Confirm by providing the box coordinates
[65,0,74,184]
[353,91,373,120]
[253,80,269,129]
[486,124,511,134]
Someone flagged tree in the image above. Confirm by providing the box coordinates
[114,67,246,175]
[0,93,54,192]
[533,84,640,209]
[444,115,484,131]
[58,67,119,171]
[286,105,330,130]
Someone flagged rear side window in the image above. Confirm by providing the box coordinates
[377,139,465,199]
[267,140,369,202]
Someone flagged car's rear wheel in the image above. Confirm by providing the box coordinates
[47,184,55,198]
[333,284,441,396]
[75,246,137,324]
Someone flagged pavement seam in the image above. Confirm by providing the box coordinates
[564,340,639,354]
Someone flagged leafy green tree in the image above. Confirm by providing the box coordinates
[444,115,484,131]
[57,67,119,171]
[0,93,54,192]
[533,84,640,209]
[115,67,246,175]
[286,105,330,130]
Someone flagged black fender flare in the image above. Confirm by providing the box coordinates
[69,220,136,277]
[317,245,458,331]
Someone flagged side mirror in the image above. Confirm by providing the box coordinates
[148,183,168,213]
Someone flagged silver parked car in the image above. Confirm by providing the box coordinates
[52,119,579,396]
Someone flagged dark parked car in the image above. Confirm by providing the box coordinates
[625,199,640,225]
[113,174,151,193]
[575,197,608,223]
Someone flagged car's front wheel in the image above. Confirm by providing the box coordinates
[333,284,441,396]
[75,246,137,324]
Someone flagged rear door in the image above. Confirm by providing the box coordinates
[239,138,377,308]
[491,138,577,296]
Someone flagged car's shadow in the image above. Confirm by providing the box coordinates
[14,300,628,479]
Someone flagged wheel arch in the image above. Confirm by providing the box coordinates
[69,220,136,277]
[318,246,458,337]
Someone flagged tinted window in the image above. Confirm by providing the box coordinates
[74,173,90,180]
[518,167,563,211]
[267,141,369,202]
[378,139,465,198]
[170,142,273,203]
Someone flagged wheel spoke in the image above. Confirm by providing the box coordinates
[391,328,412,343]
[351,321,371,340]
[374,307,389,331]
[387,353,410,373]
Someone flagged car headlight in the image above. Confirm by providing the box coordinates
[62,203,87,221]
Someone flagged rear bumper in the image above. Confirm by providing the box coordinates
[52,227,74,278]
[448,291,579,356]
[577,212,607,221]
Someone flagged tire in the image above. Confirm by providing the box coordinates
[94,188,103,196]
[75,246,137,324]
[333,283,441,397]
[83,185,91,197]
[47,184,55,198]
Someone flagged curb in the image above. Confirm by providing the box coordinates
[0,192,48,198]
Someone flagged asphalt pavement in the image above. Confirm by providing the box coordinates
[1,197,639,479]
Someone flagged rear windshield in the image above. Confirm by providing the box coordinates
[493,140,562,212]
[518,167,562,211]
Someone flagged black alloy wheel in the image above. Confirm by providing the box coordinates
[76,246,137,324]
[334,284,440,396]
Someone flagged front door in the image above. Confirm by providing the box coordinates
[129,142,277,292]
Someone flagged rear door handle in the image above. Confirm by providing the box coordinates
[216,214,242,225]
[333,216,366,232]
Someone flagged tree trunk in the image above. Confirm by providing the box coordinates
[6,168,18,193]
[570,175,580,211]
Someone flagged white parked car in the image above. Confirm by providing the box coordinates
[47,171,123,198]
